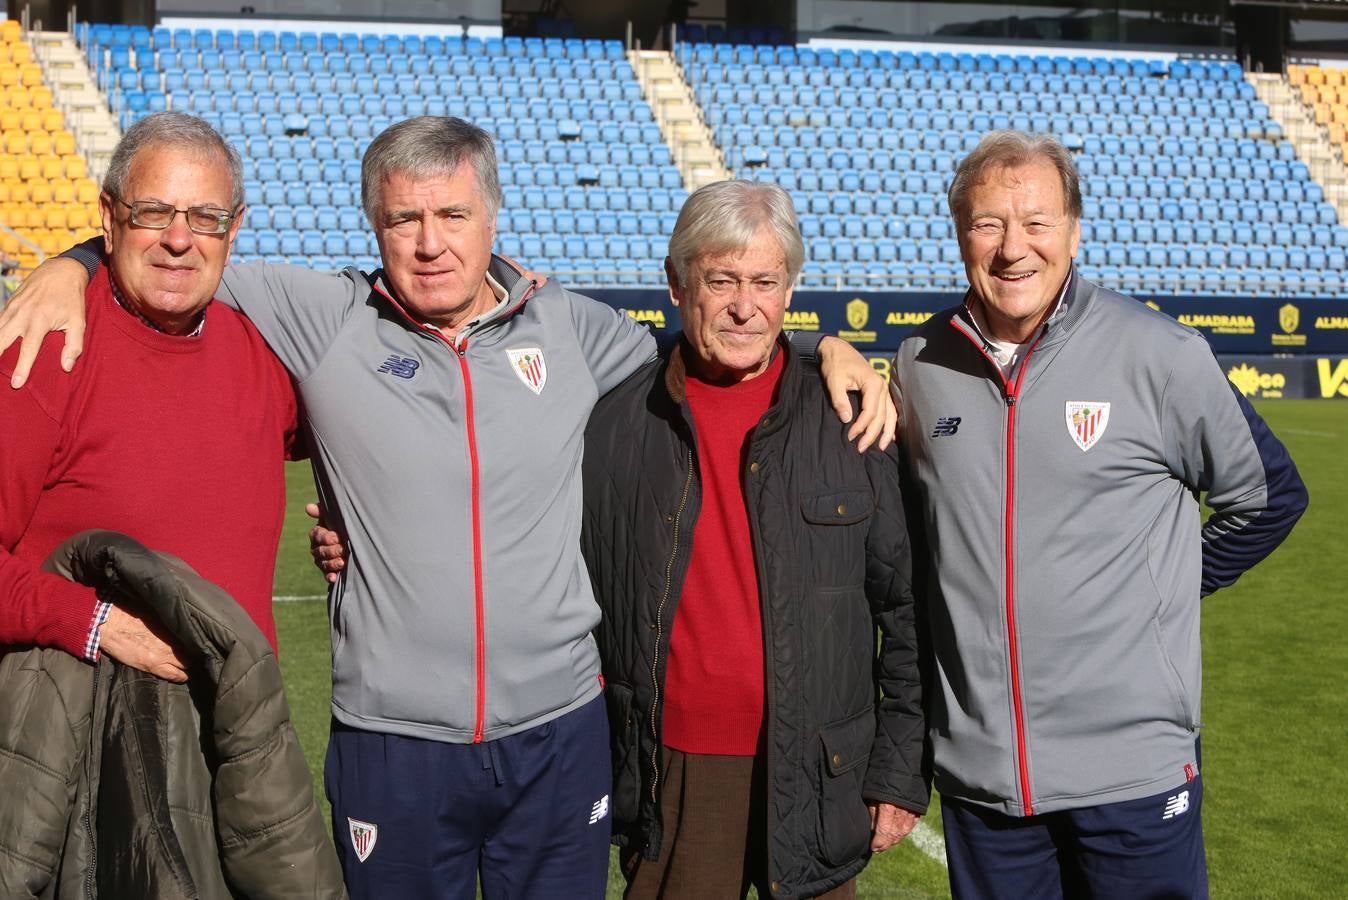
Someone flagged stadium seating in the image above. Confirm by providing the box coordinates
[681,43,1347,296]
[72,21,1347,297]
[80,23,683,282]
[0,19,102,275]
[1287,64,1348,163]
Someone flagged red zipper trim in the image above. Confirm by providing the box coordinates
[950,315,1043,816]
[455,345,487,743]
[370,280,528,744]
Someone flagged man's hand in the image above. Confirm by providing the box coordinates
[99,604,189,682]
[0,256,92,388]
[817,336,898,453]
[867,800,920,853]
[306,502,347,584]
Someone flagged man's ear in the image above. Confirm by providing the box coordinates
[227,204,246,248]
[665,257,682,307]
[98,191,115,254]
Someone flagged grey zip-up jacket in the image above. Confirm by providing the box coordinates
[214,258,655,743]
[894,272,1307,816]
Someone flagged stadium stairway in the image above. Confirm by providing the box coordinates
[0,19,103,275]
[1258,66,1348,223]
[28,28,120,182]
[629,49,728,188]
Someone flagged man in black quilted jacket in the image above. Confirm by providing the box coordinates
[580,180,927,900]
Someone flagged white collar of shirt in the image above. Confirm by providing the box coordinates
[966,271,1073,379]
[422,272,509,335]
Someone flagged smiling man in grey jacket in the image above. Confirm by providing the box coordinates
[894,131,1308,899]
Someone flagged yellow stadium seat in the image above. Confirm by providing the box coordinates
[1326,69,1344,87]
[0,158,19,179]
[18,109,40,131]
[0,109,19,130]
[30,181,53,204]
[29,130,52,155]
[1314,102,1331,125]
[6,179,29,203]
[0,68,17,88]
[17,157,40,180]
[28,86,51,108]
[1330,122,1346,145]
[51,178,74,203]
[1301,84,1319,105]
[9,43,32,65]
[40,156,64,179]
[0,230,19,254]
[44,206,67,229]
[3,130,26,153]
[1307,67,1325,86]
[1334,106,1348,125]
[40,108,63,131]
[36,229,64,255]
[1287,65,1305,86]
[0,182,9,203]
[19,64,43,87]
[66,203,91,230]
[1,20,21,41]
[64,155,87,179]
[53,130,75,155]
[75,179,99,203]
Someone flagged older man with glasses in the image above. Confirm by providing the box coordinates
[0,111,302,677]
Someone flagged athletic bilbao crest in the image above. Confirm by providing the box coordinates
[1065,401,1110,452]
[507,347,547,395]
[348,818,378,863]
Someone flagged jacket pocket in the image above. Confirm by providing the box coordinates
[800,488,874,526]
[604,681,641,826]
[816,706,876,867]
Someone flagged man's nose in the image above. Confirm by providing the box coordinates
[159,213,195,252]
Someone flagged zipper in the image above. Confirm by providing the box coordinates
[950,316,1043,816]
[454,341,488,743]
[370,278,537,746]
[647,447,694,816]
[743,430,777,887]
[83,660,100,899]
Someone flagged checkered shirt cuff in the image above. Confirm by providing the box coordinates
[84,599,113,662]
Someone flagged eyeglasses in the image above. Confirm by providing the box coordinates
[114,197,237,234]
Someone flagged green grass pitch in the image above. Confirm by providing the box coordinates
[272,399,1347,898]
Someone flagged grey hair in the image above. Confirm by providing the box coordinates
[103,112,244,209]
[361,116,502,222]
[947,130,1082,228]
[667,179,804,287]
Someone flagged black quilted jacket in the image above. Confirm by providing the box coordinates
[581,339,928,900]
[0,531,346,899]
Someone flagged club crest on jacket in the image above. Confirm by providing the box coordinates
[507,347,547,394]
[1065,401,1110,451]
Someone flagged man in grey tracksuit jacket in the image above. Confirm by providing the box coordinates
[895,131,1308,899]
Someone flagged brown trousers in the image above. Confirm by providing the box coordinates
[622,747,857,900]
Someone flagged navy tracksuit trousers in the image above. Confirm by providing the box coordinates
[943,774,1208,900]
[325,695,611,900]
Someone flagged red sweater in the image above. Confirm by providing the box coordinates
[0,265,298,655]
[663,350,784,756]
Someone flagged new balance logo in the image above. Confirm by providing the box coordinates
[931,416,961,438]
[589,794,609,825]
[1162,790,1190,820]
[376,355,420,379]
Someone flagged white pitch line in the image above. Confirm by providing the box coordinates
[908,820,947,867]
[273,594,326,602]
[1281,428,1339,439]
